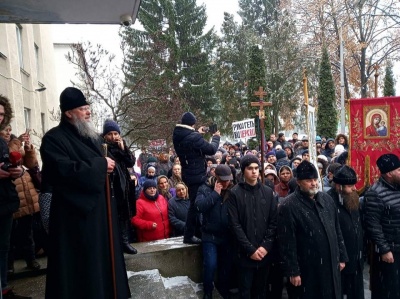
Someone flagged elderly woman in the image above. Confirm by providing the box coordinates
[167,183,190,237]
[168,163,183,188]
[131,180,170,242]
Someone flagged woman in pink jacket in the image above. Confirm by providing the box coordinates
[131,180,171,242]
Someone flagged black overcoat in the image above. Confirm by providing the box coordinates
[40,121,130,299]
[278,189,348,299]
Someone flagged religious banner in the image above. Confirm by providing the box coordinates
[148,139,167,152]
[349,97,400,191]
[232,119,256,141]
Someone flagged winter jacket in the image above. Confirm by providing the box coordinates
[131,192,171,242]
[8,138,40,218]
[322,138,335,158]
[172,124,220,186]
[0,138,19,217]
[195,177,233,244]
[228,181,278,267]
[168,196,189,237]
[364,177,400,254]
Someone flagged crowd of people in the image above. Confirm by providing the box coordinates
[0,87,400,299]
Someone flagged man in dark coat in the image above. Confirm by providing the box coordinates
[364,153,400,299]
[278,160,348,299]
[328,165,364,299]
[196,164,235,299]
[40,87,130,299]
[0,95,26,299]
[228,154,278,299]
[172,112,220,244]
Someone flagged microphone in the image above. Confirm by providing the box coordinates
[9,151,22,167]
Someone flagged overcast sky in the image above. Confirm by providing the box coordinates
[51,0,399,95]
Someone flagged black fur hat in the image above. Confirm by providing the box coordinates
[377,154,400,174]
[296,161,318,180]
[333,165,357,185]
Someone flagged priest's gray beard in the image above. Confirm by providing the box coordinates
[71,114,99,140]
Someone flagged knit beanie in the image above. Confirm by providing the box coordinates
[275,149,287,160]
[102,119,121,135]
[60,87,89,112]
[240,154,260,173]
[296,161,319,180]
[143,179,157,191]
[333,165,357,185]
[142,180,159,201]
[181,112,196,126]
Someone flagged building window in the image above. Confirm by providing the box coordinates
[34,43,40,80]
[24,108,31,129]
[16,24,24,69]
[41,113,45,135]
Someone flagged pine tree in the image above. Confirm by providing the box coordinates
[383,62,396,96]
[120,0,216,145]
[238,0,280,35]
[247,45,269,139]
[316,47,338,138]
[213,13,250,134]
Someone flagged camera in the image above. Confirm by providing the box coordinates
[203,124,217,134]
[120,14,133,26]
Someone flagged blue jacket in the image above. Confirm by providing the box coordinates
[195,177,233,244]
[168,196,190,237]
[173,124,220,185]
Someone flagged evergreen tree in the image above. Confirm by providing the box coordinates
[383,62,396,96]
[247,45,269,139]
[316,47,337,138]
[238,0,280,35]
[262,11,303,134]
[120,0,216,145]
[213,13,250,134]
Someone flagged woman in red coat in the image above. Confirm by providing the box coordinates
[131,180,171,242]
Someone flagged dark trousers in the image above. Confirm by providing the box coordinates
[342,270,364,299]
[202,242,234,298]
[0,214,13,291]
[237,264,269,299]
[371,252,400,299]
[266,262,284,299]
[8,215,35,267]
[183,183,202,240]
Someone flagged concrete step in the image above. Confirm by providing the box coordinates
[128,269,167,299]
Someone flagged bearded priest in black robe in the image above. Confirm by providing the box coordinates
[40,87,130,299]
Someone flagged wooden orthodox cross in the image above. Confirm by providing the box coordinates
[251,86,272,183]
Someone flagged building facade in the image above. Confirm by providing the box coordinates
[0,23,58,148]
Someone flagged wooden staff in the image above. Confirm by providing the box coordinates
[103,143,117,299]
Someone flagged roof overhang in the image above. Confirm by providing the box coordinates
[0,0,141,24]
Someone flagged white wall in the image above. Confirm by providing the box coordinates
[0,23,59,148]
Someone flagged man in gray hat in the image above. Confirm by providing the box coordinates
[40,87,130,299]
[364,153,400,299]
[278,160,348,299]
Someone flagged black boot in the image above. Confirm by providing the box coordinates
[120,220,137,254]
